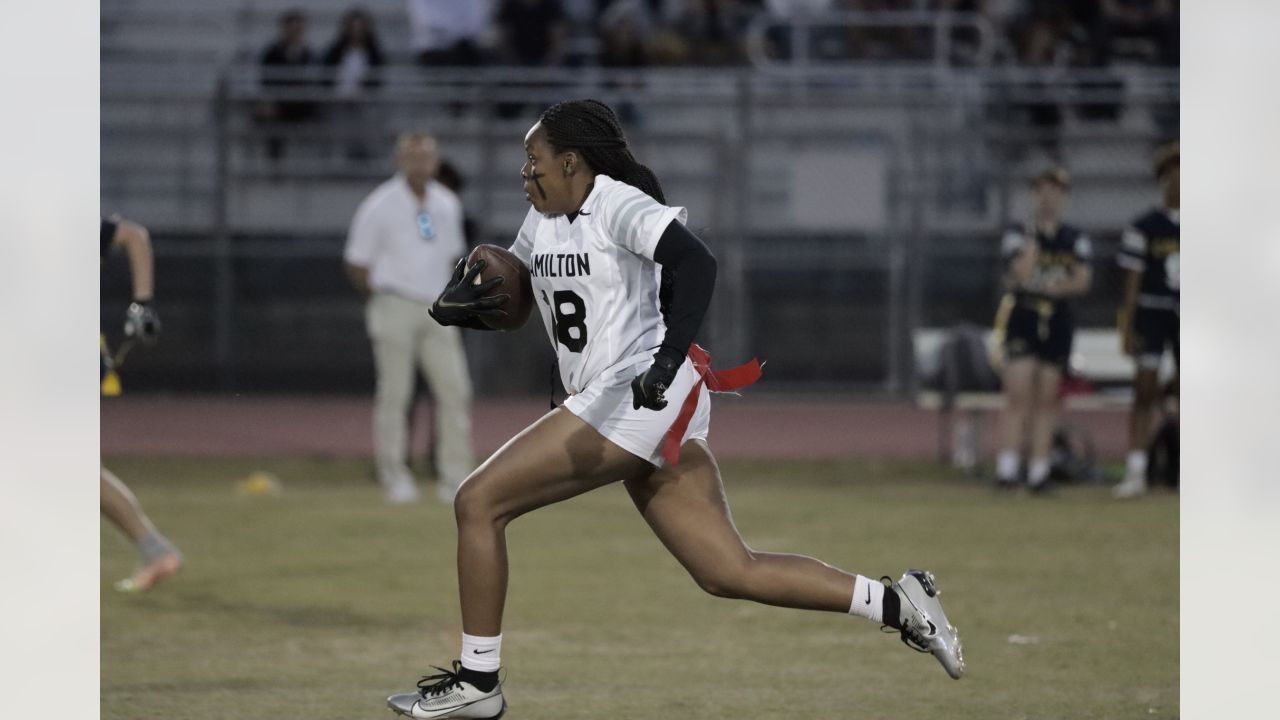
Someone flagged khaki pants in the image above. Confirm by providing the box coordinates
[366,292,474,492]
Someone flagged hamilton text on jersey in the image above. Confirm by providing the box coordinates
[530,252,592,278]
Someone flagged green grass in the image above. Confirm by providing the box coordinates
[101,457,1178,720]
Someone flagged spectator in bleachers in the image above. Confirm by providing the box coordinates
[494,0,569,116]
[662,0,750,65]
[1009,2,1073,67]
[836,0,930,62]
[1090,0,1178,66]
[323,7,386,97]
[407,0,493,66]
[936,0,1020,65]
[599,0,656,68]
[596,1,658,124]
[323,8,387,160]
[1004,3,1075,150]
[258,9,319,160]
[495,0,569,67]
[759,0,833,60]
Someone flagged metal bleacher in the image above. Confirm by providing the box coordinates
[100,2,1178,395]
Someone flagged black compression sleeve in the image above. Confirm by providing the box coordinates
[651,221,717,367]
[100,218,118,260]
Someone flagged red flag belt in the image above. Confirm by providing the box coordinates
[660,344,762,466]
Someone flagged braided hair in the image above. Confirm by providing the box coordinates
[539,99,667,205]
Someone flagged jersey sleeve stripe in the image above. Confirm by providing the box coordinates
[626,205,665,251]
[612,195,653,244]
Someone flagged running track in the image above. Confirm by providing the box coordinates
[101,395,1129,463]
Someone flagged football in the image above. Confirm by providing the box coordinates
[467,244,533,331]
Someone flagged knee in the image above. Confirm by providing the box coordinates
[453,472,508,529]
[692,552,755,600]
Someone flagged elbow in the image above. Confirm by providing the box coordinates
[118,221,152,254]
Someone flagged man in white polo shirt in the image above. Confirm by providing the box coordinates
[344,131,474,504]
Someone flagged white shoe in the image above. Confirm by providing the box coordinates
[384,480,421,505]
[887,570,966,679]
[387,662,506,719]
[1112,474,1147,499]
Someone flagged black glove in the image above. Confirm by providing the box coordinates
[123,301,161,344]
[631,349,682,411]
[429,258,509,327]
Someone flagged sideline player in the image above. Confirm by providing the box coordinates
[1113,142,1179,499]
[101,216,183,592]
[992,166,1093,492]
[385,100,965,719]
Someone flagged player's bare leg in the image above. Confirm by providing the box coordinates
[389,408,650,718]
[995,357,1036,488]
[454,407,651,634]
[1116,366,1160,498]
[101,466,182,592]
[623,440,964,678]
[1026,363,1064,493]
[624,440,853,610]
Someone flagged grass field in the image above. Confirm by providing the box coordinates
[101,456,1178,720]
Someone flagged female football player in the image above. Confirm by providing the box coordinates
[100,216,182,592]
[1113,142,1179,499]
[387,100,964,719]
[992,167,1093,493]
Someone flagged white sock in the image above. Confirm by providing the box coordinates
[849,575,886,623]
[1126,451,1148,479]
[996,450,1020,482]
[1027,457,1050,487]
[460,633,502,673]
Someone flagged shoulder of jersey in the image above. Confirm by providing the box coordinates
[589,174,643,207]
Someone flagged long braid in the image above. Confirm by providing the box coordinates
[539,99,667,204]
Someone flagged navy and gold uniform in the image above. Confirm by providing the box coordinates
[997,222,1093,369]
[1118,207,1179,368]
[101,216,122,394]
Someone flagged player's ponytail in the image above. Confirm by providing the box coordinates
[540,99,667,205]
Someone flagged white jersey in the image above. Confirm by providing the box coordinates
[509,174,687,394]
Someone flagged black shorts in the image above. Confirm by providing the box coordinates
[1134,306,1179,369]
[1003,299,1074,369]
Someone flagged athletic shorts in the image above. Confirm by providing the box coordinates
[1003,300,1074,370]
[1134,306,1179,370]
[564,356,711,468]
